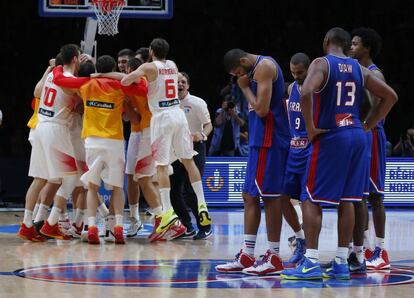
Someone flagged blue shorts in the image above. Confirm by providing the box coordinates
[301,128,368,205]
[243,143,289,199]
[283,145,311,200]
[284,171,306,200]
[369,127,386,197]
[363,130,373,197]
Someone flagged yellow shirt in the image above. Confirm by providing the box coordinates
[131,95,152,130]
[27,98,40,129]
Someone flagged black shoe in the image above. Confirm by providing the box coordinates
[33,220,44,234]
[193,228,212,240]
[178,228,197,239]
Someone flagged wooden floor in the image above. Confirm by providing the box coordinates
[1,209,414,298]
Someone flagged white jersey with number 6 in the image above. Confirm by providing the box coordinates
[147,60,180,113]
[38,71,77,126]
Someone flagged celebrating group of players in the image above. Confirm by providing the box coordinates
[215,26,397,280]
[17,38,212,245]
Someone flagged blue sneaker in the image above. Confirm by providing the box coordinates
[348,252,367,274]
[288,238,306,264]
[323,258,350,280]
[280,257,322,280]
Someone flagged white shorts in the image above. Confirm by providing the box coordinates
[134,128,156,179]
[70,116,86,187]
[126,131,142,175]
[81,137,125,188]
[28,122,77,181]
[28,128,36,146]
[150,108,195,166]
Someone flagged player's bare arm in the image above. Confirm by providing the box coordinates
[238,59,275,118]
[34,65,54,98]
[300,58,329,142]
[121,62,157,86]
[362,67,398,130]
[91,72,125,80]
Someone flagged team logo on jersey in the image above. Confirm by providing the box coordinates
[38,108,55,117]
[159,98,179,108]
[183,105,192,113]
[86,100,114,109]
[336,113,354,127]
[206,169,224,192]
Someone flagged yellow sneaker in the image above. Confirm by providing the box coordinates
[198,203,211,226]
[155,209,178,234]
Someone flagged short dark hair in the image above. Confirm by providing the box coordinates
[326,27,351,51]
[117,48,135,58]
[179,71,190,84]
[290,52,310,68]
[223,49,248,73]
[127,57,142,72]
[150,38,169,59]
[136,47,149,62]
[78,61,96,77]
[351,27,382,59]
[96,55,116,73]
[55,53,64,67]
[60,44,80,65]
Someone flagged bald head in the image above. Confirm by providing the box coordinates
[324,27,351,53]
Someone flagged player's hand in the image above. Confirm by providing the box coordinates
[91,73,101,78]
[192,132,203,142]
[307,127,329,142]
[49,58,56,68]
[237,75,250,89]
[80,53,93,63]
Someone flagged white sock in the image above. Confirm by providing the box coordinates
[129,203,139,220]
[74,209,85,227]
[83,211,89,229]
[48,207,62,226]
[295,229,305,240]
[305,249,319,262]
[97,203,109,217]
[336,247,349,263]
[32,203,40,219]
[353,245,364,263]
[34,203,49,223]
[363,230,371,248]
[23,209,33,228]
[115,214,123,226]
[152,206,162,216]
[159,188,172,211]
[191,181,206,205]
[293,204,303,225]
[88,217,96,227]
[268,241,280,254]
[243,234,256,256]
[59,212,69,221]
[375,237,385,249]
[348,241,354,257]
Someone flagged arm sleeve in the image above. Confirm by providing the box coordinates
[52,66,89,89]
[121,78,148,97]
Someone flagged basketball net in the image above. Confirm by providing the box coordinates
[91,0,125,36]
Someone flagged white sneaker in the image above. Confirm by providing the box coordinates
[127,217,143,238]
[104,215,115,243]
[215,250,256,273]
[242,250,284,275]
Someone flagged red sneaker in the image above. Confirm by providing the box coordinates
[215,250,256,273]
[366,248,391,270]
[40,221,71,240]
[365,248,374,260]
[88,226,100,244]
[158,219,186,241]
[242,250,284,275]
[149,216,163,242]
[17,223,46,242]
[113,226,125,244]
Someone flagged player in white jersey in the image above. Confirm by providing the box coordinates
[122,38,211,234]
[31,44,82,240]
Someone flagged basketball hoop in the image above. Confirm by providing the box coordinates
[91,0,125,36]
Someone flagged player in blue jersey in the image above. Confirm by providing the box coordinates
[350,27,390,270]
[281,27,398,280]
[282,53,312,265]
[215,49,290,275]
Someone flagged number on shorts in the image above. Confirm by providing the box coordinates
[165,79,176,99]
[336,81,356,106]
[43,87,57,107]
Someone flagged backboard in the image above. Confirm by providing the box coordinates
[38,0,173,19]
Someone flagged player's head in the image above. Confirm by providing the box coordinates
[178,72,190,100]
[55,53,64,67]
[350,27,382,60]
[323,27,351,55]
[290,53,310,85]
[149,38,169,60]
[60,44,81,70]
[96,55,116,73]
[78,61,96,77]
[126,57,142,74]
[136,47,149,63]
[117,48,135,73]
[223,49,250,77]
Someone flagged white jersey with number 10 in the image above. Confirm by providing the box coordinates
[38,71,77,126]
[147,60,179,114]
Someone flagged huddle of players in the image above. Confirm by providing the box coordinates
[17,38,212,244]
[215,27,397,280]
